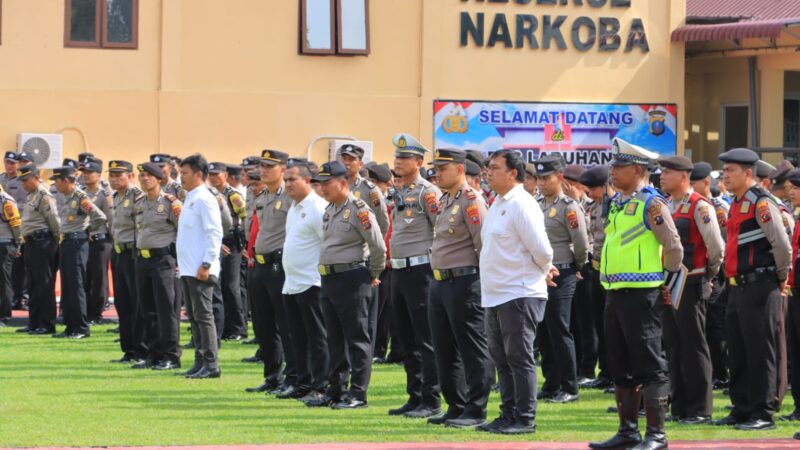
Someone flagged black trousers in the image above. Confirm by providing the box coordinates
[321,267,373,402]
[24,237,57,332]
[429,273,492,419]
[183,276,219,369]
[85,238,111,322]
[111,249,147,359]
[12,245,28,304]
[251,261,292,383]
[662,281,713,418]
[0,243,14,321]
[539,269,578,395]
[136,253,180,364]
[374,268,391,358]
[590,267,609,380]
[391,264,441,408]
[727,279,783,421]
[573,264,597,379]
[706,277,728,383]
[285,286,329,392]
[60,238,90,336]
[787,295,800,409]
[221,250,247,337]
[240,253,250,322]
[486,297,546,422]
[605,287,669,388]
[210,276,225,339]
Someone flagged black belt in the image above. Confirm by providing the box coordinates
[91,233,109,241]
[432,266,478,281]
[137,246,172,259]
[554,263,576,270]
[62,232,88,241]
[255,249,283,265]
[114,242,135,254]
[318,262,366,276]
[0,239,15,245]
[728,267,778,287]
[25,230,53,241]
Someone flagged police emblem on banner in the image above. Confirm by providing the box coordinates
[649,110,666,137]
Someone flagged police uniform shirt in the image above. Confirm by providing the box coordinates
[4,177,26,212]
[389,175,442,259]
[0,191,22,243]
[538,192,589,269]
[21,184,60,237]
[112,186,144,245]
[50,183,68,213]
[254,185,290,255]
[59,187,107,234]
[710,196,729,241]
[222,185,247,229]
[615,189,683,272]
[163,178,186,202]
[770,192,796,239]
[752,196,793,281]
[588,197,607,268]
[430,182,486,269]
[134,192,181,249]
[85,185,114,235]
[0,173,10,189]
[350,175,390,236]
[581,196,594,250]
[246,186,264,234]
[668,191,725,278]
[209,186,233,236]
[320,194,386,279]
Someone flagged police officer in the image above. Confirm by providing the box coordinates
[133,162,183,370]
[81,160,114,325]
[0,184,22,326]
[658,155,724,424]
[208,162,248,341]
[2,151,28,311]
[535,156,589,404]
[769,160,794,209]
[386,133,442,418]
[51,166,107,339]
[246,149,295,395]
[784,169,800,422]
[590,138,683,450]
[427,148,492,428]
[108,160,148,364]
[150,153,186,201]
[339,145,389,235]
[206,180,232,341]
[306,161,385,409]
[17,165,59,335]
[714,148,792,431]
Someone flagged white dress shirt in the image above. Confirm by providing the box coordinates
[480,183,553,307]
[177,184,223,278]
[283,190,328,295]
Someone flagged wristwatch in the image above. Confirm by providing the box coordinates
[201,262,212,270]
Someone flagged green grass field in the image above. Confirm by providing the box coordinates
[0,323,797,447]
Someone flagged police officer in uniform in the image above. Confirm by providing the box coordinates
[0,184,22,325]
[2,152,28,311]
[386,133,443,418]
[206,180,233,340]
[108,161,148,364]
[714,148,792,431]
[535,156,589,404]
[427,148,492,428]
[306,161,386,409]
[590,138,683,450]
[783,169,800,421]
[150,153,186,201]
[17,166,59,335]
[51,166,107,339]
[658,155,724,424]
[81,160,114,324]
[769,160,794,209]
[133,162,183,370]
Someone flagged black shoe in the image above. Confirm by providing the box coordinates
[242,338,258,345]
[711,378,729,390]
[427,411,461,425]
[536,389,557,400]
[304,393,334,407]
[186,367,221,379]
[178,364,203,377]
[589,432,642,449]
[734,419,776,431]
[547,391,579,404]
[241,355,262,363]
[107,327,120,334]
[245,379,280,393]
[331,398,367,410]
[577,377,595,388]
[603,386,616,394]
[477,415,513,433]
[404,405,441,418]
[111,355,134,363]
[276,385,308,399]
[714,414,742,426]
[29,328,51,335]
[182,341,195,349]
[15,326,32,333]
[781,410,800,421]
[152,360,181,371]
[679,416,711,425]
[388,402,419,416]
[52,332,69,339]
[494,419,536,435]
[445,416,487,428]
[222,335,243,341]
[794,431,800,440]
[132,360,155,369]
[66,333,88,339]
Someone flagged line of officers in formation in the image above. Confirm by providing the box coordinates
[3,133,800,447]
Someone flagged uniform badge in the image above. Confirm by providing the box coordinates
[740,201,751,214]
[624,202,638,215]
[698,206,711,224]
[157,204,166,213]
[423,192,439,214]
[448,217,455,223]
[756,200,771,222]
[715,207,727,227]
[369,191,380,207]
[275,200,282,210]
[71,200,77,209]
[404,209,413,218]
[447,228,455,235]
[451,205,460,215]
[566,210,579,229]
[343,209,351,220]
[80,198,94,213]
[323,213,330,222]
[548,208,557,218]
[354,191,362,199]
[67,215,75,222]
[357,211,371,230]
[466,204,480,225]
[124,199,130,208]
[680,204,690,214]
[647,203,664,226]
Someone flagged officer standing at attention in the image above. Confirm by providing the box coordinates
[16,166,59,335]
[133,162,183,371]
[427,148,492,428]
[81,160,114,325]
[535,156,589,404]
[714,148,792,431]
[306,161,385,409]
[150,153,186,201]
[51,166,107,339]
[658,155,724,425]
[590,138,683,450]
[2,152,28,312]
[0,184,22,326]
[108,161,148,364]
[386,133,443,418]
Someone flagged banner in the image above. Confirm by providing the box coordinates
[433,100,677,166]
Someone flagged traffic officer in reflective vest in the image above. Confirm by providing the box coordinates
[427,148,492,428]
[385,133,443,418]
[535,156,588,404]
[714,148,792,431]
[590,138,683,450]
[784,169,800,422]
[51,166,107,339]
[133,162,182,370]
[81,160,114,325]
[0,183,21,326]
[658,155,724,425]
[307,161,386,409]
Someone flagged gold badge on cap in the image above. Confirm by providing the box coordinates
[398,137,407,148]
[448,228,455,235]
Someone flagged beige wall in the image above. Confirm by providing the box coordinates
[0,0,685,166]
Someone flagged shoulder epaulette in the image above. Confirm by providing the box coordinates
[354,198,367,209]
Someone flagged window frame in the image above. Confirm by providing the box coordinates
[64,0,139,49]
[335,0,370,56]
[300,0,336,55]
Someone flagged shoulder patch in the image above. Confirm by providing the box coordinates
[698,205,711,224]
[566,210,579,229]
[365,179,376,189]
[423,191,439,214]
[647,202,664,226]
[369,190,380,207]
[357,210,371,230]
[465,204,480,225]
[756,200,771,222]
[80,197,94,213]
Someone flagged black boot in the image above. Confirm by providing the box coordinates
[630,383,669,450]
[589,386,643,449]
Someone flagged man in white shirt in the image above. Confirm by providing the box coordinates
[279,161,330,402]
[479,149,555,435]
[176,154,223,379]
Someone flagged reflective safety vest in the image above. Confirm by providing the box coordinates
[672,191,709,279]
[725,186,776,278]
[600,187,664,290]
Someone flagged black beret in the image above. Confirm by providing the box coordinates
[465,150,485,168]
[81,161,102,173]
[789,169,800,187]
[149,153,172,166]
[138,162,165,180]
[77,152,95,163]
[340,145,365,159]
[579,165,609,188]
[657,155,693,172]
[17,150,33,162]
[770,160,794,184]
[226,164,242,176]
[755,160,776,179]
[690,162,712,181]
[313,161,347,182]
[466,160,482,177]
[366,162,392,183]
[208,162,227,174]
[719,148,759,166]
[4,151,19,162]
[533,155,564,177]
[62,158,79,169]
[564,164,586,182]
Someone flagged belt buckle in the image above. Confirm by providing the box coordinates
[433,269,443,281]
[391,259,406,269]
[255,255,266,265]
[114,244,122,254]
[140,249,151,259]
[728,277,737,286]
[318,265,329,276]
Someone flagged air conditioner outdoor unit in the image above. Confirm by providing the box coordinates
[17,133,63,169]
[329,140,374,163]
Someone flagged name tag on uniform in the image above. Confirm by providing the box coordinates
[740,201,751,213]
[624,203,638,215]
[680,204,690,214]
[255,255,266,265]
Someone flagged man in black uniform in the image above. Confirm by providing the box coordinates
[82,160,114,324]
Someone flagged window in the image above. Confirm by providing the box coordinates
[300,0,369,56]
[65,0,138,49]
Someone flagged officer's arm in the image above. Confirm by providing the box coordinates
[422,185,443,228]
[43,195,61,236]
[83,196,107,232]
[645,198,683,272]
[218,196,233,236]
[462,195,487,254]
[103,194,114,232]
[783,210,796,238]
[356,208,386,279]
[231,192,247,220]
[4,201,21,243]
[756,199,792,281]
[370,186,390,236]
[694,200,724,278]
[170,200,182,228]
[566,201,590,269]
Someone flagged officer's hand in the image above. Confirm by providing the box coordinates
[241,248,248,257]
[546,266,559,287]
[575,271,583,281]
[197,266,210,281]
[247,258,255,269]
[780,280,789,297]
[371,278,381,287]
[661,286,672,305]
[221,244,231,256]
